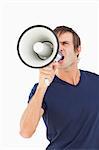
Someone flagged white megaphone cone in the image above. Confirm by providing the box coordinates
[17,25,61,68]
[33,41,53,60]
[33,41,63,62]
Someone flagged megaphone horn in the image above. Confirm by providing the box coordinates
[17,25,60,68]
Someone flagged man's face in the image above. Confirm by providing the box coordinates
[56,32,80,70]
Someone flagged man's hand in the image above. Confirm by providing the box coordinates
[38,62,58,89]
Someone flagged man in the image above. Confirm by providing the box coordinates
[20,26,99,149]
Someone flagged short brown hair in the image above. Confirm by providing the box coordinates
[54,26,81,57]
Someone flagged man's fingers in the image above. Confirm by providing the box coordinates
[52,62,58,71]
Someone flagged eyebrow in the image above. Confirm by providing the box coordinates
[60,41,70,44]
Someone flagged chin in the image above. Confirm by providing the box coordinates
[57,63,72,70]
[57,65,67,70]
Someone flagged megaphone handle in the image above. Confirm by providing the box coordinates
[44,78,50,86]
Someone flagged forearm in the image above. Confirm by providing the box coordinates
[20,86,47,137]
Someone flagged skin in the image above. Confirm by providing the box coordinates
[55,32,81,85]
[39,31,81,87]
[20,31,81,138]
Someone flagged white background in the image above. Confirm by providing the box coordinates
[0,0,99,150]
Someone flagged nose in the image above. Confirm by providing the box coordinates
[59,43,64,52]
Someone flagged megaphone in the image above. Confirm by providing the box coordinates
[17,25,62,68]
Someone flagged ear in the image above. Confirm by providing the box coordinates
[75,46,81,56]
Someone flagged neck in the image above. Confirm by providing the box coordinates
[55,64,80,85]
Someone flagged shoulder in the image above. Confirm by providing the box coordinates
[33,83,39,88]
[31,83,39,89]
[29,83,39,96]
[28,83,39,103]
[81,69,99,81]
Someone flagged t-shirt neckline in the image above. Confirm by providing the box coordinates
[54,70,83,88]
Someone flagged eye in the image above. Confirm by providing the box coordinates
[63,42,68,45]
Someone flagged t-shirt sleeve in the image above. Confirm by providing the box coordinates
[28,83,47,111]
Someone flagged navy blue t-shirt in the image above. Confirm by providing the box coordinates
[28,70,99,150]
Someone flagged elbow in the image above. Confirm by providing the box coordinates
[19,128,36,138]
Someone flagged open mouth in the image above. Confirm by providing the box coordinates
[54,52,64,63]
[60,55,64,60]
[58,55,64,63]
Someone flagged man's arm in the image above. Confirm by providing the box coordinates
[19,63,57,138]
[20,86,47,138]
